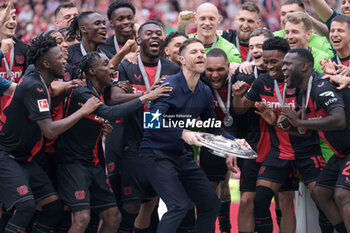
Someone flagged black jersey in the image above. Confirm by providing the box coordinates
[302,72,349,157]
[105,35,126,55]
[112,58,180,153]
[0,37,29,112]
[67,43,114,79]
[0,71,51,161]
[55,79,143,166]
[245,73,320,160]
[233,67,270,163]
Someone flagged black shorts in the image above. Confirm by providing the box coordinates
[199,147,228,182]
[120,152,156,202]
[35,151,58,188]
[0,151,56,211]
[57,163,117,214]
[240,158,298,192]
[295,155,324,184]
[316,154,350,190]
[105,122,124,177]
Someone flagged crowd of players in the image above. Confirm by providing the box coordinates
[1,0,350,232]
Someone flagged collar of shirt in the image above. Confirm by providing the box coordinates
[178,70,203,95]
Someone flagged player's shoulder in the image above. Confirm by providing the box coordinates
[13,37,29,50]
[311,72,337,93]
[160,57,181,72]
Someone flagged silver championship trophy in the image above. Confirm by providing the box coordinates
[198,132,258,159]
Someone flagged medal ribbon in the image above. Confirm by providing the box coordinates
[298,75,313,134]
[2,48,14,81]
[274,80,287,106]
[113,35,121,53]
[213,76,232,115]
[137,54,161,91]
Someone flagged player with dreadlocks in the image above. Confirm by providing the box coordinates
[66,11,137,80]
[54,51,172,233]
[0,33,102,233]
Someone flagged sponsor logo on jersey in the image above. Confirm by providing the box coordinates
[16,185,29,196]
[37,99,49,112]
[317,82,325,88]
[75,190,86,200]
[261,98,296,109]
[134,74,141,80]
[324,98,338,106]
[263,85,272,92]
[37,88,44,92]
[320,91,335,97]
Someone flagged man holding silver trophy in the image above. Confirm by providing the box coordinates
[139,38,252,233]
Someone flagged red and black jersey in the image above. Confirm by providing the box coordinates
[0,37,29,112]
[302,72,349,157]
[331,54,350,67]
[0,71,51,161]
[55,79,143,166]
[233,67,270,163]
[112,58,180,152]
[67,43,114,79]
[245,73,320,160]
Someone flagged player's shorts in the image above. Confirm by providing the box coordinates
[0,150,56,211]
[199,147,228,182]
[105,122,124,177]
[120,151,157,202]
[295,155,325,184]
[316,154,350,190]
[35,151,58,188]
[57,163,117,214]
[240,158,299,192]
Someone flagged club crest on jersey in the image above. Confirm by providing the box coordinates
[17,185,29,196]
[15,56,25,64]
[113,71,119,82]
[286,88,296,95]
[75,190,86,200]
[37,99,49,112]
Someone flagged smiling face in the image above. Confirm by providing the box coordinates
[285,21,311,49]
[179,42,207,74]
[164,35,188,66]
[82,13,107,45]
[196,4,220,39]
[110,7,135,39]
[0,7,17,39]
[91,53,115,87]
[235,10,261,43]
[330,21,350,53]
[249,34,267,68]
[206,56,229,90]
[341,0,350,16]
[138,23,164,59]
[263,50,285,80]
[282,52,304,88]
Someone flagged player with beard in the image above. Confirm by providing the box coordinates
[274,0,333,58]
[139,38,249,233]
[105,21,180,233]
[55,51,171,233]
[321,15,350,77]
[0,34,102,233]
[0,1,29,112]
[280,48,349,232]
[54,2,78,29]
[231,37,330,233]
[220,2,261,62]
[164,32,188,66]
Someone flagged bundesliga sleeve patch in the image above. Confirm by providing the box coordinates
[37,99,50,112]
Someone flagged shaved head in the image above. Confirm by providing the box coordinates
[196,3,219,17]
